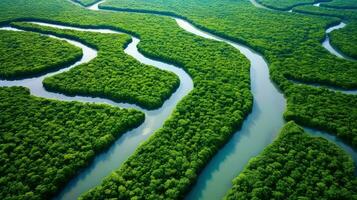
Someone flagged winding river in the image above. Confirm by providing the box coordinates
[183,1,356,199]
[176,13,357,200]
[0,21,193,199]
[0,0,356,199]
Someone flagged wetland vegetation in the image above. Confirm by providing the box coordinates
[0,30,82,79]
[0,0,356,199]
[0,86,144,199]
[225,122,357,200]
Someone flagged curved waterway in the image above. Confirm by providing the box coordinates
[176,18,357,200]
[78,1,357,199]
[324,22,351,59]
[250,0,357,95]
[252,0,355,62]
[315,6,356,61]
[176,19,287,200]
[0,21,193,199]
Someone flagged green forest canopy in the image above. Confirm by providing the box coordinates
[0,0,356,199]
[0,86,144,199]
[11,22,180,109]
[225,122,357,200]
[0,30,82,79]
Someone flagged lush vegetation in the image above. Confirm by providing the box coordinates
[0,30,82,79]
[321,0,357,9]
[254,0,357,10]
[294,3,357,19]
[330,23,357,59]
[255,0,317,10]
[1,0,356,198]
[81,81,252,199]
[12,22,180,109]
[103,0,357,142]
[103,0,356,88]
[293,4,357,59]
[225,122,357,200]
[1,0,252,198]
[284,85,357,147]
[0,86,144,199]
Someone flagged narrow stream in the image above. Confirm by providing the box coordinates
[324,22,347,60]
[314,2,321,6]
[317,9,356,61]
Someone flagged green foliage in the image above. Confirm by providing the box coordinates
[103,0,357,147]
[330,22,357,59]
[284,3,357,147]
[293,3,357,59]
[255,0,317,10]
[321,0,357,9]
[1,0,252,198]
[103,0,357,88]
[294,3,357,19]
[225,122,357,200]
[284,85,357,147]
[0,30,82,79]
[12,22,180,109]
[81,81,252,200]
[1,0,356,198]
[0,86,144,199]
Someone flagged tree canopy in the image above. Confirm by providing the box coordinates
[0,30,82,79]
[0,86,144,199]
[225,122,357,200]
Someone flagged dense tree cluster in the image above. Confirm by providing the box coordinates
[0,86,144,199]
[0,30,82,79]
[1,0,252,198]
[284,84,357,147]
[255,0,357,10]
[0,0,356,199]
[103,0,357,88]
[13,22,180,109]
[81,81,252,199]
[103,0,357,142]
[330,22,357,59]
[74,5,252,198]
[294,3,357,19]
[321,0,357,9]
[256,0,316,10]
[225,122,357,200]
[293,4,357,59]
